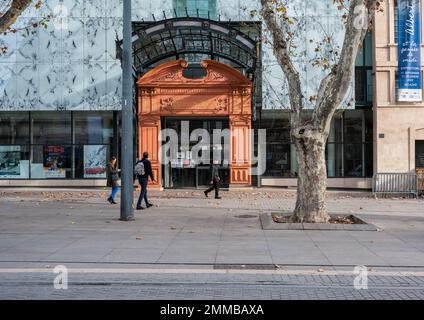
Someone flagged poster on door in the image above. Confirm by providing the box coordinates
[83,145,107,178]
[43,146,67,178]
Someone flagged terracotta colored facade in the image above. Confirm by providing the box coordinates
[136,60,252,188]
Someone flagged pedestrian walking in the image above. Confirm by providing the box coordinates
[135,152,155,210]
[106,156,120,204]
[204,160,221,199]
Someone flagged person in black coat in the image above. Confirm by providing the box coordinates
[136,152,155,210]
[106,156,120,204]
[204,160,221,199]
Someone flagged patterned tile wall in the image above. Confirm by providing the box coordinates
[0,0,350,111]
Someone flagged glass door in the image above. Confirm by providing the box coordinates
[162,117,230,189]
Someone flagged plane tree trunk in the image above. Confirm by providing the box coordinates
[260,0,379,223]
[291,127,329,223]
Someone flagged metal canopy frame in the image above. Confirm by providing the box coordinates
[116,16,260,83]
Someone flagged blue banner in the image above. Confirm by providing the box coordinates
[398,0,422,102]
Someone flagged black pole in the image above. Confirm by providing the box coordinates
[120,0,134,221]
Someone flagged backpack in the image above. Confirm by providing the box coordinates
[134,161,145,176]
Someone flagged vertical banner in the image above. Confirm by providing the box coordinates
[398,0,422,102]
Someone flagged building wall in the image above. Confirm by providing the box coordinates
[0,0,349,112]
[374,0,424,173]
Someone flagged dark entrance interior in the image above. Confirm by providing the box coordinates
[162,118,230,189]
[416,140,424,169]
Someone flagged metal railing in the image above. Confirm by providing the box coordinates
[418,173,424,195]
[372,173,419,198]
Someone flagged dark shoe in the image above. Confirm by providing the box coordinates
[215,196,222,199]
[204,191,208,198]
[146,203,153,208]
[111,200,117,204]
[107,197,112,204]
[136,206,145,210]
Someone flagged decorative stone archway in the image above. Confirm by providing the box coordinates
[136,59,252,188]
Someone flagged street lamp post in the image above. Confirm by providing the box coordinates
[120,0,134,221]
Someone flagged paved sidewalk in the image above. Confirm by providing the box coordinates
[1,269,424,300]
[1,189,424,268]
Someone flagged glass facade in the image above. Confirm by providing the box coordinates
[257,109,373,178]
[173,0,217,19]
[0,111,118,179]
[355,33,373,106]
[0,0,375,185]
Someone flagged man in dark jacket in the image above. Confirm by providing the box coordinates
[136,152,155,210]
[204,160,221,199]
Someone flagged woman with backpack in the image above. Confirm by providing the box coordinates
[106,156,120,204]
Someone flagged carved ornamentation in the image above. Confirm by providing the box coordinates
[230,115,251,127]
[156,71,182,82]
[214,97,228,113]
[160,97,174,112]
[207,70,225,81]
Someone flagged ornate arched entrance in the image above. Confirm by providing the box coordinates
[137,59,252,188]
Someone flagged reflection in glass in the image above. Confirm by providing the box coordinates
[0,112,30,144]
[32,112,72,145]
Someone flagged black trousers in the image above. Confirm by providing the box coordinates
[205,178,219,198]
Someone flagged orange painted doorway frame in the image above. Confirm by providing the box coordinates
[136,59,252,188]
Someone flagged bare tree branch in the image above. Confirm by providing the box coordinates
[260,0,303,123]
[313,0,379,131]
[0,0,33,34]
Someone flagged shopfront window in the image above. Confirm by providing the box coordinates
[31,145,72,179]
[0,112,30,179]
[74,145,110,179]
[0,145,30,179]
[260,109,373,179]
[260,111,297,177]
[0,111,116,180]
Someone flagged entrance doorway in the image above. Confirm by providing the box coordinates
[416,141,424,170]
[137,59,252,189]
[162,118,230,188]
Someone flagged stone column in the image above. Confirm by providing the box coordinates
[138,115,161,188]
[229,115,251,185]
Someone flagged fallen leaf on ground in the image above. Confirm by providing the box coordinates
[318,268,325,272]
